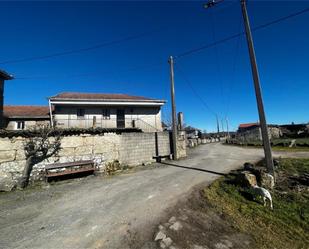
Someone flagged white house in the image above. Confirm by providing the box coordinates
[49,92,166,132]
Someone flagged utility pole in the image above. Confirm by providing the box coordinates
[216,115,220,135]
[226,117,230,138]
[204,0,275,178]
[168,56,178,160]
[221,119,225,136]
[240,0,274,177]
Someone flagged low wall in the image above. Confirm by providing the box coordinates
[0,131,177,191]
[186,137,222,148]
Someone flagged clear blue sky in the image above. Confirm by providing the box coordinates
[1,1,308,132]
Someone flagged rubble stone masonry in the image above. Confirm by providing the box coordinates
[0,131,186,191]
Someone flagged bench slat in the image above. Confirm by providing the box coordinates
[46,167,95,178]
[45,160,94,170]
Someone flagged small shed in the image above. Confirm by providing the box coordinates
[3,105,50,130]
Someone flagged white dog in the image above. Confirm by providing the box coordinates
[251,185,273,210]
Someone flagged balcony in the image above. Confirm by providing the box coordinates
[53,117,161,132]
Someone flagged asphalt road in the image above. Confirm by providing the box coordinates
[0,143,306,249]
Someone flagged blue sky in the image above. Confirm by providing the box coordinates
[1,1,308,132]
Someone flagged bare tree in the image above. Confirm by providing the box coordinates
[18,126,62,189]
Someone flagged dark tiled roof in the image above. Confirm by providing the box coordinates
[0,69,14,80]
[3,106,50,118]
[49,92,165,102]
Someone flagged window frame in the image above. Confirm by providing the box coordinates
[102,109,111,120]
[55,105,61,112]
[16,121,25,130]
[77,108,85,119]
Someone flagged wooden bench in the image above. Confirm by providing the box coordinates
[45,160,95,179]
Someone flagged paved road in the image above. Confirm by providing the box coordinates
[0,144,307,249]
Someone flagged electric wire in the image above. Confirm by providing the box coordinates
[0,30,161,65]
[174,62,218,118]
[175,7,309,58]
[9,7,309,82]
[224,12,243,119]
[210,7,225,119]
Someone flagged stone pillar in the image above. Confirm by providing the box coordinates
[92,116,97,128]
[177,112,184,131]
[176,130,187,158]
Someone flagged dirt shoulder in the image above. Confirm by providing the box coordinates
[143,158,309,249]
[1,145,308,249]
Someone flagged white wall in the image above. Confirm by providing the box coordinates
[6,120,50,130]
[53,106,163,132]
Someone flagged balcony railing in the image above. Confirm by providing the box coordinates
[53,117,161,132]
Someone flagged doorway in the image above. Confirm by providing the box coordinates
[116,109,125,128]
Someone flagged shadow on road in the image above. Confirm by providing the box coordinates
[159,161,227,176]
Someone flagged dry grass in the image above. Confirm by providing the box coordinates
[203,158,309,249]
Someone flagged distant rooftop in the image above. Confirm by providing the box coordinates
[49,92,166,103]
[238,122,279,130]
[0,69,14,80]
[238,123,259,129]
[3,105,50,118]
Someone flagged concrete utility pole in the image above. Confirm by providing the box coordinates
[216,115,220,135]
[168,56,178,160]
[221,119,225,136]
[226,117,230,138]
[204,0,275,177]
[240,0,275,176]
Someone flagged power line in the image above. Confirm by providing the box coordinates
[224,12,242,118]
[14,61,165,80]
[0,30,161,65]
[9,7,309,82]
[210,7,225,118]
[174,62,218,117]
[176,7,309,58]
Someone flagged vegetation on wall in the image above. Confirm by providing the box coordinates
[18,126,62,189]
[0,127,142,138]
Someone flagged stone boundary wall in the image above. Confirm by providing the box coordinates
[0,131,175,191]
[186,137,223,148]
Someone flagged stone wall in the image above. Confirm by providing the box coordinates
[237,126,281,142]
[0,131,176,191]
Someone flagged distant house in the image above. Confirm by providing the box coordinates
[280,123,309,138]
[48,92,166,132]
[0,70,14,128]
[3,106,50,130]
[184,126,201,139]
[237,122,281,141]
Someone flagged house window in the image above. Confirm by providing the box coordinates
[16,121,25,130]
[77,108,85,118]
[55,106,61,112]
[102,109,110,119]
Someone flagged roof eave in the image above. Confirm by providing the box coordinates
[49,98,166,103]
[6,115,50,119]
